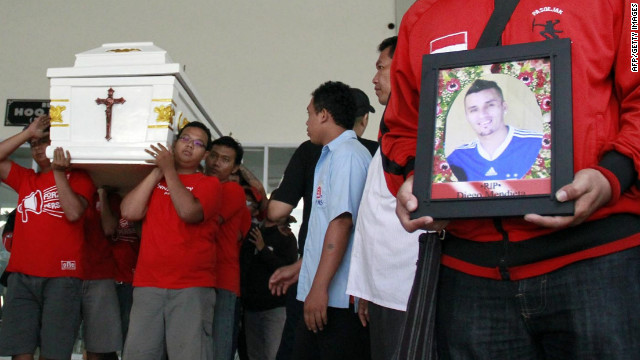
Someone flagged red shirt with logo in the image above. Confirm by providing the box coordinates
[215,181,251,296]
[4,162,95,278]
[133,173,221,289]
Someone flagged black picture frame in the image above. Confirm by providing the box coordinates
[413,39,574,219]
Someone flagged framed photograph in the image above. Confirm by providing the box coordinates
[413,39,574,219]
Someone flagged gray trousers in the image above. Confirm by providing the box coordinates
[244,306,286,360]
[123,286,216,360]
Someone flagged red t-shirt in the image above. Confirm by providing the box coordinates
[134,173,221,289]
[215,181,251,296]
[82,193,116,280]
[111,217,140,284]
[4,163,95,278]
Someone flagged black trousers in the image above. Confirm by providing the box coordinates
[292,304,370,360]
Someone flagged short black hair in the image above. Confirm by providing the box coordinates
[465,79,504,102]
[177,121,213,150]
[378,36,398,58]
[311,81,356,130]
[211,136,244,165]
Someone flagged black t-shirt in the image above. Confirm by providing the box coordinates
[271,140,322,256]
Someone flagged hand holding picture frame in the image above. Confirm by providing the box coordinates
[412,39,574,219]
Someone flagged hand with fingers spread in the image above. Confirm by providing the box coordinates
[248,227,265,251]
[304,284,329,333]
[524,168,612,228]
[51,147,72,172]
[396,175,449,233]
[145,143,175,174]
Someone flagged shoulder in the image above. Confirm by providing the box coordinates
[512,128,543,139]
[357,137,379,156]
[403,0,442,33]
[297,140,322,158]
[333,138,371,162]
[222,181,245,197]
[453,141,478,152]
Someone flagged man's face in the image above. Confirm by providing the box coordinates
[464,88,507,137]
[372,47,393,105]
[173,126,209,170]
[305,98,323,145]
[205,145,238,182]
[30,134,51,169]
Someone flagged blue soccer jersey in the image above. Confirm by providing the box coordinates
[447,127,543,181]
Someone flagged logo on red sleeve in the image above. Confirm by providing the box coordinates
[430,32,468,54]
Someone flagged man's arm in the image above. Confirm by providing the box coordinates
[149,143,204,223]
[51,147,88,222]
[267,199,295,225]
[237,164,267,212]
[98,188,119,237]
[0,115,49,180]
[121,167,163,222]
[304,212,352,333]
[526,4,639,228]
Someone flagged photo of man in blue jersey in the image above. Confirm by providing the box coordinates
[446,79,543,181]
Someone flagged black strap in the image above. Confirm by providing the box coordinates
[476,0,521,48]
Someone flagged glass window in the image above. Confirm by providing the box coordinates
[243,147,265,185]
[266,147,296,193]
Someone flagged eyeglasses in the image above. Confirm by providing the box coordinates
[178,135,206,149]
[29,138,51,148]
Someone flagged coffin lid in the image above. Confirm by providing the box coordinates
[47,42,183,78]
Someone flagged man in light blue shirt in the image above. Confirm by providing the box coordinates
[294,81,372,360]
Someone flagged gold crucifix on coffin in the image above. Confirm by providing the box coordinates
[95,88,126,141]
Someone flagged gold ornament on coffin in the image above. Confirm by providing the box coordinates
[154,105,175,123]
[49,106,66,123]
[107,48,141,53]
[178,113,190,130]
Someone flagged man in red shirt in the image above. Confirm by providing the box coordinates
[205,136,252,360]
[0,115,95,360]
[384,1,640,357]
[121,122,221,360]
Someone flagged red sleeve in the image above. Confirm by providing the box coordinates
[599,0,640,190]
[3,162,30,193]
[219,182,247,222]
[191,175,222,222]
[380,1,435,196]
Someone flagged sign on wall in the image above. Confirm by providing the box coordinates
[5,99,50,127]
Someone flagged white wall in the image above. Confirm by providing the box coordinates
[0,0,397,146]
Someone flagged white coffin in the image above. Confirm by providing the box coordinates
[46,42,222,191]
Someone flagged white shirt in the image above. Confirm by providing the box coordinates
[346,149,421,311]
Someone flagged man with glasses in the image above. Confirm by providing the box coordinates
[121,121,221,360]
